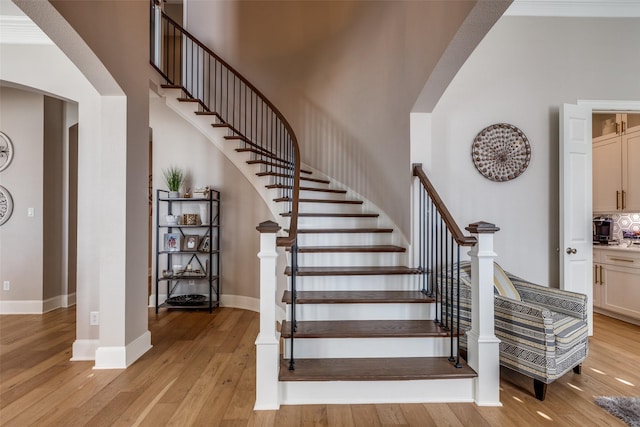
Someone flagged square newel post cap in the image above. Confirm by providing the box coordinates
[256,220,281,233]
[466,221,500,234]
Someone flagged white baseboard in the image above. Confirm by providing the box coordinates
[62,292,76,307]
[0,293,77,314]
[0,300,44,314]
[71,339,99,361]
[94,330,152,369]
[220,294,260,312]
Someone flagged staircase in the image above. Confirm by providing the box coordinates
[151,3,500,408]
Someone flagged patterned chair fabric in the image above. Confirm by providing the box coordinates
[440,262,588,388]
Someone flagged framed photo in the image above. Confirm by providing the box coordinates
[199,236,210,253]
[183,235,199,251]
[164,233,181,252]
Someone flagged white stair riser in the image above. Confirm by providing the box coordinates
[295,280,422,292]
[287,303,435,321]
[297,233,394,246]
[299,190,347,200]
[299,202,364,214]
[292,274,424,290]
[279,379,474,405]
[296,216,379,229]
[283,337,457,358]
[294,252,404,267]
[298,179,332,189]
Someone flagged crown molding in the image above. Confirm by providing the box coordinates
[0,15,53,45]
[505,0,640,17]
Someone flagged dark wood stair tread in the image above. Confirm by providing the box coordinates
[280,319,448,338]
[282,290,432,304]
[266,184,347,194]
[256,172,329,184]
[284,266,420,276]
[274,198,362,204]
[288,245,404,252]
[236,148,286,162]
[280,212,378,218]
[160,84,182,89]
[292,228,393,234]
[279,357,476,382]
[177,97,199,102]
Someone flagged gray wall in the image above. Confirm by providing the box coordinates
[150,97,276,302]
[185,0,476,239]
[430,16,640,286]
[0,86,44,302]
[43,95,64,301]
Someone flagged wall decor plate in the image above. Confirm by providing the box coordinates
[472,123,531,182]
[0,131,14,172]
[0,185,14,226]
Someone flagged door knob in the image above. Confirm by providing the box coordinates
[566,247,577,254]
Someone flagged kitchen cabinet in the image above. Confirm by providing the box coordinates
[593,247,640,324]
[593,113,640,213]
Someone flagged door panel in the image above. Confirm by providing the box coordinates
[623,132,640,211]
[560,103,593,333]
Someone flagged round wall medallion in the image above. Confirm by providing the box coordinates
[0,131,14,172]
[471,123,531,182]
[0,185,14,226]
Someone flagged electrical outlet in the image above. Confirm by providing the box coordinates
[3,281,9,291]
[90,311,100,325]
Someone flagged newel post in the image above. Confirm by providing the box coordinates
[465,221,502,406]
[254,220,281,410]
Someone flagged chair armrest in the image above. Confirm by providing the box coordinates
[510,277,587,322]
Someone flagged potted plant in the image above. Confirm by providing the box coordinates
[163,166,184,198]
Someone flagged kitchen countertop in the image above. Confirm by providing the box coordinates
[593,243,640,253]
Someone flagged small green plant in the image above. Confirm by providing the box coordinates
[163,166,184,192]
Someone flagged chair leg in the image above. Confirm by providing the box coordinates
[573,364,582,374]
[534,379,547,401]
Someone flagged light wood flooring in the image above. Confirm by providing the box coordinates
[1,308,638,426]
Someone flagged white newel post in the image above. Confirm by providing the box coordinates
[465,221,502,406]
[153,3,162,67]
[254,221,281,410]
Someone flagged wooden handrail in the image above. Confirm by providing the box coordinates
[413,164,476,247]
[151,7,300,247]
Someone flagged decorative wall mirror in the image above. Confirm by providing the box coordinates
[471,123,531,182]
[0,131,14,172]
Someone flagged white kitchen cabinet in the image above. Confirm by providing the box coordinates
[592,112,640,213]
[593,247,640,324]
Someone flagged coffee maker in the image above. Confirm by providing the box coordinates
[593,217,613,244]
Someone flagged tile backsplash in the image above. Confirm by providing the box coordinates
[609,213,640,240]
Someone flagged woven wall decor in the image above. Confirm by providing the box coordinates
[471,123,531,182]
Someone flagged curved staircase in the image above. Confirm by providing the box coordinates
[150,4,503,407]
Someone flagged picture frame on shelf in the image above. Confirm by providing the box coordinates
[199,236,210,253]
[164,233,181,252]
[183,235,199,251]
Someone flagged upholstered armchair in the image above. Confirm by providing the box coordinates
[442,262,589,401]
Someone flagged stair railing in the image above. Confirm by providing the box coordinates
[413,164,476,368]
[413,164,501,405]
[149,4,301,249]
[150,2,301,377]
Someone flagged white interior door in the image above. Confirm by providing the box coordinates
[560,103,593,334]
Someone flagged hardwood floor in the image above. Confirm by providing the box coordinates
[1,309,636,426]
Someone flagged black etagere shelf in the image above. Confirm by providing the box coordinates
[154,188,220,313]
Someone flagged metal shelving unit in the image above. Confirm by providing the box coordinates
[155,188,220,313]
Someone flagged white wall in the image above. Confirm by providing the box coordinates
[0,87,44,307]
[430,16,640,286]
[150,96,276,305]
